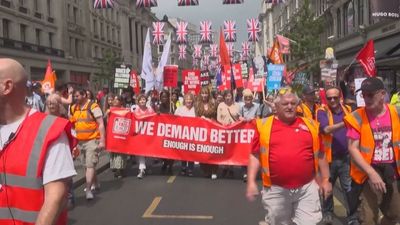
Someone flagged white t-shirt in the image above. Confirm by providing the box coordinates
[0,111,77,185]
[174,106,196,118]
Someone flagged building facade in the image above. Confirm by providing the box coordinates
[0,0,157,90]
[260,0,400,92]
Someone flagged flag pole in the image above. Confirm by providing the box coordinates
[343,57,357,75]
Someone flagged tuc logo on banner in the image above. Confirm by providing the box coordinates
[106,109,256,166]
[183,69,201,94]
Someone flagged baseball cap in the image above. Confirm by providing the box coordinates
[356,77,384,93]
[302,86,315,95]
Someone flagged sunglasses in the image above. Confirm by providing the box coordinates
[326,96,339,101]
[278,87,293,95]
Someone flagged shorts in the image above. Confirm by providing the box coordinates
[78,139,100,168]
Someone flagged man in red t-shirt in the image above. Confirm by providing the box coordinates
[246,87,332,225]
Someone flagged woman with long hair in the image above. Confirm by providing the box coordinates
[195,87,218,179]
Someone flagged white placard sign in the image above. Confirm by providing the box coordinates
[355,78,367,107]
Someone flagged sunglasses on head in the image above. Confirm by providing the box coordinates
[278,87,293,95]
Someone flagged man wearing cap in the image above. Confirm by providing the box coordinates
[344,77,400,225]
[317,86,352,224]
[247,87,332,225]
[297,86,319,121]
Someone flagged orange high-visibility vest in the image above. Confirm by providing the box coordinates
[256,116,321,187]
[70,100,101,141]
[0,112,70,225]
[343,105,400,184]
[297,103,319,120]
[317,104,352,163]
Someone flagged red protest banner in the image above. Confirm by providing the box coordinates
[163,65,178,88]
[219,64,232,91]
[129,70,141,95]
[183,69,201,94]
[233,63,243,88]
[246,67,263,93]
[106,109,256,166]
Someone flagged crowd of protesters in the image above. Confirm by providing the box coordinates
[1,57,399,225]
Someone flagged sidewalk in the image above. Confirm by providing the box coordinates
[72,151,110,189]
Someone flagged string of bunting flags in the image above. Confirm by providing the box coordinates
[94,0,285,9]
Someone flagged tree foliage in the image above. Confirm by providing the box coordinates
[97,49,122,81]
[285,0,325,70]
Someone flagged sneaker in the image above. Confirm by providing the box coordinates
[187,170,193,177]
[137,169,145,179]
[243,174,247,182]
[211,174,217,180]
[83,183,100,192]
[85,191,94,200]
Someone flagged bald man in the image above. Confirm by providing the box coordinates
[0,58,76,225]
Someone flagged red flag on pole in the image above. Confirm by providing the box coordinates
[356,40,376,77]
[219,28,231,65]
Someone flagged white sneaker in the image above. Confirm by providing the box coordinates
[137,169,145,179]
[211,174,217,180]
[83,183,100,192]
[85,190,94,200]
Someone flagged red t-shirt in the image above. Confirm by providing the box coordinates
[252,117,316,189]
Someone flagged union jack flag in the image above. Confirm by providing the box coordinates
[176,21,188,44]
[242,41,250,58]
[222,0,244,4]
[210,44,218,58]
[152,22,164,45]
[136,0,158,8]
[247,18,261,42]
[178,45,186,60]
[199,21,212,44]
[265,0,285,4]
[93,0,114,9]
[223,20,237,42]
[227,43,234,57]
[194,44,202,59]
[178,0,199,6]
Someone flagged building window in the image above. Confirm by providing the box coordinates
[35,29,41,45]
[93,19,97,34]
[19,0,25,6]
[47,0,51,16]
[34,0,39,12]
[336,9,342,37]
[135,22,139,54]
[20,24,27,42]
[2,19,10,39]
[357,0,364,26]
[100,22,104,38]
[48,32,53,48]
[73,7,78,23]
[75,39,80,58]
[345,1,355,35]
